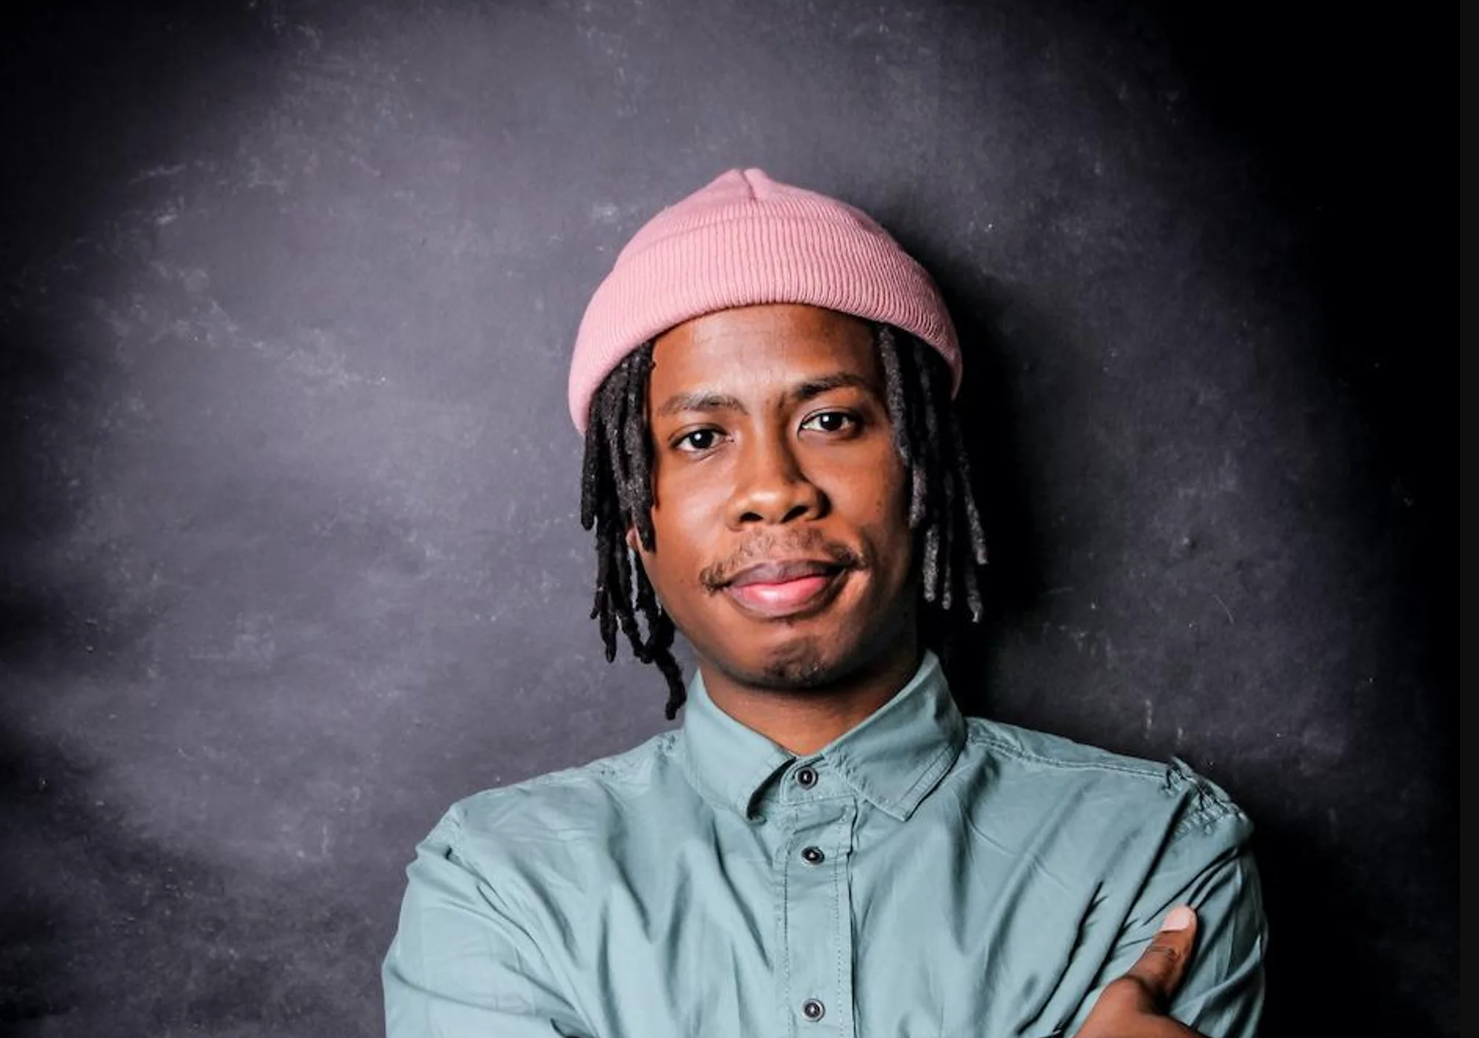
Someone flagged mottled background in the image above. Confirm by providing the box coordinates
[0,1,1453,1035]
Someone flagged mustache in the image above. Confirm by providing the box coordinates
[699,529,865,592]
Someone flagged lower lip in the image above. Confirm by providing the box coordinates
[725,573,840,618]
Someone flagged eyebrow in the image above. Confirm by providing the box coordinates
[654,372,876,418]
[790,372,873,402]
[654,391,748,418]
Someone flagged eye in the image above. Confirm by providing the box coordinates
[799,410,858,435]
[673,428,723,453]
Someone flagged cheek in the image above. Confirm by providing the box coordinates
[834,452,909,527]
[643,498,722,598]
[649,468,733,553]
[854,465,914,573]
[651,454,724,522]
[650,495,712,554]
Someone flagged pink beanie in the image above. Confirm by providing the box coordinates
[568,168,960,431]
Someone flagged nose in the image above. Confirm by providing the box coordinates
[727,429,827,529]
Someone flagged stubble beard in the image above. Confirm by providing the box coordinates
[754,635,831,690]
[710,612,897,696]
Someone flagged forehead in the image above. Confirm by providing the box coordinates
[648,304,879,401]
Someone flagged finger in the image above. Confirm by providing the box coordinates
[1122,905,1199,1008]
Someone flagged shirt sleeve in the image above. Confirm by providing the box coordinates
[382,809,594,1038]
[1066,769,1268,1038]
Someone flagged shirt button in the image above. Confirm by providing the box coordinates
[801,999,826,1021]
[795,766,818,789]
[801,846,825,865]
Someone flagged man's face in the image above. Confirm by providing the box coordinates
[636,303,917,692]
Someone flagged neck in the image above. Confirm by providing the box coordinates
[699,638,923,756]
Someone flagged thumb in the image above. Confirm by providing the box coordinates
[1122,905,1199,1008]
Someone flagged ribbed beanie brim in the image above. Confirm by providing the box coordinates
[568,168,960,432]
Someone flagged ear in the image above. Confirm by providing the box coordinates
[625,527,641,553]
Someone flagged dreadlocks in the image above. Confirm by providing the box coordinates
[579,325,988,720]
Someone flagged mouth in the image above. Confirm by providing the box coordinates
[721,559,850,619]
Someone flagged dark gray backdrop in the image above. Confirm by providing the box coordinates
[1,1,1454,1036]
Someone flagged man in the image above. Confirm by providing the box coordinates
[383,169,1266,1037]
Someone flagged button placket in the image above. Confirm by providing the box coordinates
[779,798,855,1036]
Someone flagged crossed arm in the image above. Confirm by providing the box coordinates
[384,901,1221,1038]
[385,847,1256,1038]
[386,791,1265,1037]
[1075,906,1218,1038]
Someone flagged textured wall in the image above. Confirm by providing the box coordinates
[0,1,1452,1036]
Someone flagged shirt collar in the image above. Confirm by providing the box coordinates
[679,650,966,822]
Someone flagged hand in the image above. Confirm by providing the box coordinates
[1071,906,1207,1038]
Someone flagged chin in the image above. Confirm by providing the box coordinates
[685,586,918,694]
[724,632,862,692]
[755,640,831,689]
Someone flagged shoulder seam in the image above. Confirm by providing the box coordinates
[964,725,1248,832]
[467,731,675,797]
[965,725,1166,781]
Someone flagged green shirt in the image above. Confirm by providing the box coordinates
[383,652,1265,1037]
